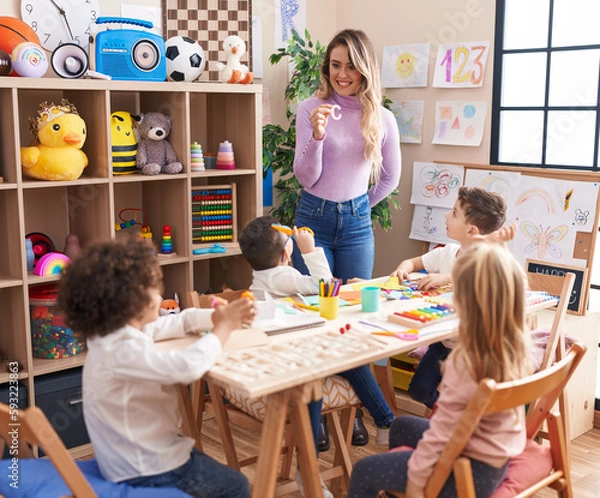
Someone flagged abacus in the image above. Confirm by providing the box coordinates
[191,183,237,245]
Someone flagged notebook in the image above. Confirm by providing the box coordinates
[253,306,326,336]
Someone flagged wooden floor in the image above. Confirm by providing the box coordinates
[200,390,600,498]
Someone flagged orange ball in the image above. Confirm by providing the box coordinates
[0,17,41,75]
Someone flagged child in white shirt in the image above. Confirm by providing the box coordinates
[58,237,256,498]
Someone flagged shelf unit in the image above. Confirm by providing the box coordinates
[0,78,262,454]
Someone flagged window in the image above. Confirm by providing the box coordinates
[491,0,600,171]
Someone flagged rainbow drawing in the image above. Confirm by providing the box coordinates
[515,189,555,213]
[34,252,71,276]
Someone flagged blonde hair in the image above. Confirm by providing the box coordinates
[451,243,531,383]
[318,29,384,183]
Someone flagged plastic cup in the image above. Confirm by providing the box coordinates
[204,154,217,169]
[319,296,339,320]
[361,286,381,312]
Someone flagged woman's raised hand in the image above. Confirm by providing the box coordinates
[310,104,334,140]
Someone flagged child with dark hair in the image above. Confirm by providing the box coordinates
[240,216,396,498]
[58,237,256,498]
[239,215,333,296]
[391,186,508,410]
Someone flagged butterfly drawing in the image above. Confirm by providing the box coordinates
[520,222,568,259]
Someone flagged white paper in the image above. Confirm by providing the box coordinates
[433,41,490,88]
[252,17,264,78]
[389,100,424,144]
[410,161,464,208]
[409,205,453,245]
[464,169,521,200]
[382,44,430,88]
[274,0,307,50]
[432,101,486,147]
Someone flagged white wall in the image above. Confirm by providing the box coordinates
[1,0,496,276]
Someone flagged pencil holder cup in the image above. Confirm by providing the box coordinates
[361,286,381,312]
[319,296,339,320]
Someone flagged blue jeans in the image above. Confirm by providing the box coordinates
[307,365,395,451]
[348,415,508,498]
[122,449,250,498]
[293,191,374,283]
[408,342,451,409]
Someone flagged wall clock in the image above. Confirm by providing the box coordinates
[21,0,100,52]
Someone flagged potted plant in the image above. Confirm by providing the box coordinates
[263,29,400,229]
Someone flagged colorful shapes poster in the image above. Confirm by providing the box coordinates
[389,100,424,144]
[382,43,430,88]
[410,161,464,208]
[432,41,490,88]
[433,101,486,146]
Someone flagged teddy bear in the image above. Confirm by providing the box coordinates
[133,112,182,175]
[215,35,254,84]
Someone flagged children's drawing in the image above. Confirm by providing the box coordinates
[464,169,521,200]
[410,205,453,245]
[520,222,568,259]
[433,41,490,88]
[382,44,430,88]
[433,101,486,146]
[274,0,306,49]
[561,181,599,233]
[574,209,589,225]
[389,100,424,143]
[410,161,464,208]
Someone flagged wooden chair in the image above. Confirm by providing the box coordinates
[0,403,96,497]
[384,342,586,498]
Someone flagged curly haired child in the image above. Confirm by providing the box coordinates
[58,237,256,498]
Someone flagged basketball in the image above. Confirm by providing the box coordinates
[0,17,41,75]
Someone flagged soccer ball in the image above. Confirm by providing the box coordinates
[165,36,205,82]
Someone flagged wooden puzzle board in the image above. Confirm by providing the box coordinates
[208,329,388,398]
[162,0,252,82]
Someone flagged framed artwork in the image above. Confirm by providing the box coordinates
[162,0,252,82]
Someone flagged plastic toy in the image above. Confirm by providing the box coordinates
[0,16,41,75]
[216,140,236,169]
[25,232,55,268]
[111,111,138,175]
[63,234,82,260]
[115,208,152,240]
[193,243,227,255]
[215,35,254,84]
[165,35,206,82]
[133,112,183,175]
[190,141,205,172]
[11,42,48,77]
[270,223,314,237]
[34,252,71,276]
[161,225,174,254]
[21,99,88,181]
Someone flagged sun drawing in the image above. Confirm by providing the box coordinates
[395,52,415,79]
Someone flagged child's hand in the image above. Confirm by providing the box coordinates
[210,297,257,344]
[294,226,316,254]
[347,277,364,284]
[474,222,517,245]
[390,263,411,281]
[406,479,425,498]
[417,273,451,290]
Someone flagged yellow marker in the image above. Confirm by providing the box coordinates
[270,223,315,237]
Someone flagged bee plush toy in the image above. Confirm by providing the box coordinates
[111,111,138,175]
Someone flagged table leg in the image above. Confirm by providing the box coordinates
[252,390,291,498]
[207,380,241,470]
[176,384,203,451]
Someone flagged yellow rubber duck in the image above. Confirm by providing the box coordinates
[21,99,88,181]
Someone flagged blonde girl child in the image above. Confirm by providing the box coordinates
[348,242,532,498]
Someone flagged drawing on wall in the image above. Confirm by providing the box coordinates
[274,0,306,49]
[410,161,464,208]
[432,41,490,88]
[520,221,569,259]
[561,181,599,233]
[389,100,424,143]
[432,101,486,147]
[409,205,453,245]
[382,44,430,88]
[464,169,521,199]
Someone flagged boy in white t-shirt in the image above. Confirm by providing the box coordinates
[390,187,507,409]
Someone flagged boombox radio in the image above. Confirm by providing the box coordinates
[94,17,166,82]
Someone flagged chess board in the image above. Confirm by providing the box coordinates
[162,0,252,82]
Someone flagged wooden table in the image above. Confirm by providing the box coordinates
[159,278,560,498]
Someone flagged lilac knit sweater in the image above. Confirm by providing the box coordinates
[293,92,401,206]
